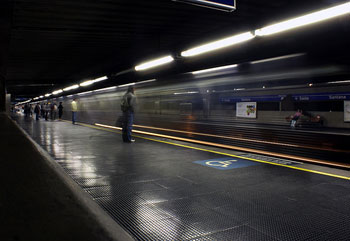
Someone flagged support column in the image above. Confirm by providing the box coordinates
[0,1,13,112]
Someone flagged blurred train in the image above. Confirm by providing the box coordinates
[33,53,350,165]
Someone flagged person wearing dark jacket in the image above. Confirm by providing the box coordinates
[121,86,136,142]
[58,102,63,120]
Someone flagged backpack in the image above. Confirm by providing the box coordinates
[120,95,129,112]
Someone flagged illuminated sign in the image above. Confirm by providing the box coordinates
[173,0,236,12]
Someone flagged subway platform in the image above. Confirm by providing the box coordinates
[5,113,350,240]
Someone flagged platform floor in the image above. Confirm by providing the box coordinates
[13,114,350,241]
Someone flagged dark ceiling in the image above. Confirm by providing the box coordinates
[3,0,350,99]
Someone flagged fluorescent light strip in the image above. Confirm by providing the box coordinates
[93,76,108,82]
[63,84,79,91]
[192,64,238,75]
[52,89,63,95]
[80,80,94,86]
[80,76,108,87]
[181,32,255,57]
[45,93,52,97]
[255,2,350,36]
[135,56,174,71]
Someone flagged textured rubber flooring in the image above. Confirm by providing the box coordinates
[13,115,350,241]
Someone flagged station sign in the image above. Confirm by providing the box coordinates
[173,0,236,12]
[194,157,260,170]
[293,92,350,101]
[221,95,286,103]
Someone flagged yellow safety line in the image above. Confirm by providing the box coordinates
[62,120,350,180]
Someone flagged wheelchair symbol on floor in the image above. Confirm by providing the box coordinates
[205,160,237,168]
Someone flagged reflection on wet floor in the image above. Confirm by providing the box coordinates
[13,115,350,241]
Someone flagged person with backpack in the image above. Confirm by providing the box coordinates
[121,86,136,142]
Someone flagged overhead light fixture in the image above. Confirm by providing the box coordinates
[192,64,238,74]
[134,55,174,71]
[80,80,94,87]
[181,32,255,57]
[39,95,44,98]
[52,89,63,95]
[63,84,79,91]
[255,2,350,36]
[80,76,108,87]
[93,76,108,83]
[45,93,52,97]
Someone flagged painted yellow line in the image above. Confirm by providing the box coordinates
[63,120,350,180]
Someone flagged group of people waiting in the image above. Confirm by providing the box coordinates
[22,87,136,143]
[28,102,64,121]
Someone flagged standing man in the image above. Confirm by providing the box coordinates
[71,98,78,124]
[34,103,41,120]
[121,86,136,142]
[58,102,63,120]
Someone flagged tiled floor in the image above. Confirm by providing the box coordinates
[14,115,350,240]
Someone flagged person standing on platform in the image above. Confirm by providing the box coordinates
[71,98,78,124]
[58,102,63,120]
[44,103,50,121]
[291,109,302,128]
[121,86,136,142]
[34,103,41,120]
[51,103,57,120]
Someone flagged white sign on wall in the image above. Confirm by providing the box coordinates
[236,102,257,118]
[344,101,350,122]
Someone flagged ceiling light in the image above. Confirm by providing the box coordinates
[192,64,238,74]
[63,84,79,91]
[135,56,174,71]
[181,32,255,57]
[80,76,108,87]
[52,89,63,95]
[39,95,44,98]
[93,76,108,82]
[80,80,94,87]
[255,2,350,36]
[45,93,52,97]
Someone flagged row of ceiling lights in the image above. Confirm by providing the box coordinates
[28,2,349,103]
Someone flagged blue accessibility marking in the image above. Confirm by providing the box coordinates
[194,157,260,170]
